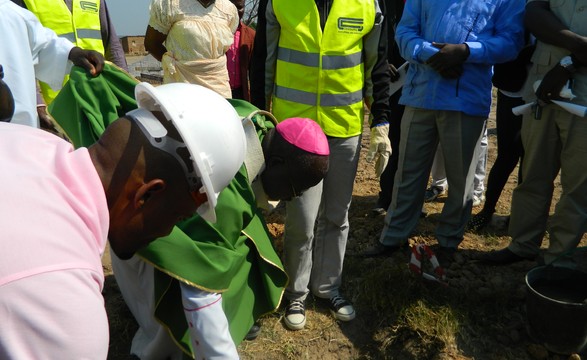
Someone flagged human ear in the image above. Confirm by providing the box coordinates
[133,179,166,209]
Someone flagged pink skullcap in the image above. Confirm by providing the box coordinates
[276,117,329,155]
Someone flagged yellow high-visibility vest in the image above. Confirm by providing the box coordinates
[271,0,375,137]
[24,0,104,104]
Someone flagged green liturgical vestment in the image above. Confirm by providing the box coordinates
[50,64,288,357]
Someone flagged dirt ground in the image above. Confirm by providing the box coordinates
[102,93,587,360]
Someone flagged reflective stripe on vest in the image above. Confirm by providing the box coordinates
[275,85,363,107]
[23,0,104,104]
[277,48,363,70]
[271,0,375,137]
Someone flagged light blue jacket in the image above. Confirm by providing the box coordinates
[396,0,525,117]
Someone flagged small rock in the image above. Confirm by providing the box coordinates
[568,354,581,360]
[527,343,549,360]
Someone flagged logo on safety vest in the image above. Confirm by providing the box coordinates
[337,17,363,32]
[80,1,98,12]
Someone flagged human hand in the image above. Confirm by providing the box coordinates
[68,47,104,76]
[37,106,55,130]
[38,106,69,140]
[389,63,400,82]
[534,64,573,104]
[570,36,587,65]
[366,123,391,177]
[426,43,469,77]
[0,65,15,122]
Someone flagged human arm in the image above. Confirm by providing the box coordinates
[34,83,52,130]
[180,284,239,359]
[228,1,239,35]
[397,0,525,66]
[145,26,168,62]
[394,0,440,64]
[100,0,128,70]
[366,0,391,127]
[425,43,469,79]
[526,1,586,103]
[264,0,280,110]
[525,0,587,65]
[364,0,391,177]
[145,0,171,62]
[29,17,102,88]
[249,0,269,109]
[464,1,526,65]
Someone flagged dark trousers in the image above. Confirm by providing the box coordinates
[231,87,244,100]
[377,90,405,209]
[482,91,524,214]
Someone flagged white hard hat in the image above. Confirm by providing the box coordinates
[130,82,246,223]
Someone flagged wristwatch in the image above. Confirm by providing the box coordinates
[559,56,577,73]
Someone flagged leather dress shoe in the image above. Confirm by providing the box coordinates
[479,247,533,265]
[361,242,400,257]
[244,322,261,341]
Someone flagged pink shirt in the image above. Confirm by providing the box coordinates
[226,24,242,90]
[0,124,110,358]
[0,123,109,289]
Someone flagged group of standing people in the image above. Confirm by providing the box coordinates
[1,0,587,358]
[363,0,587,274]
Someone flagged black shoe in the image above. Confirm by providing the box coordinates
[244,322,261,341]
[361,242,400,257]
[479,248,533,265]
[468,211,492,232]
[370,207,386,217]
[424,186,445,202]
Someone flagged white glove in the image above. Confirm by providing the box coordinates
[366,123,391,177]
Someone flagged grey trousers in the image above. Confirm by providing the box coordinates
[283,135,361,301]
[430,125,488,197]
[509,106,587,264]
[380,107,486,248]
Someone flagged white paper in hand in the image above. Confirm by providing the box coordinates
[552,100,587,117]
[389,62,409,95]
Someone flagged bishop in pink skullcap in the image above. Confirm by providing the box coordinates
[275,118,329,155]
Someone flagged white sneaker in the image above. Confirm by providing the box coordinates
[284,299,306,330]
[325,295,355,322]
[472,194,485,207]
